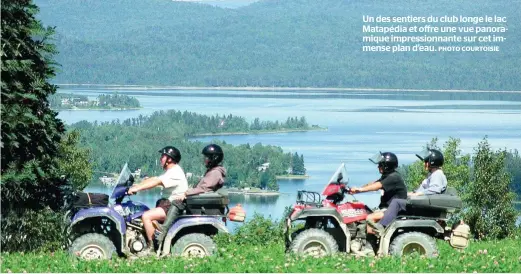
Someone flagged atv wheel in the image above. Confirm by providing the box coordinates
[289,228,338,257]
[389,232,438,258]
[69,233,116,260]
[171,233,216,257]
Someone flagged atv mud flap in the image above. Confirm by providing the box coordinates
[284,218,292,250]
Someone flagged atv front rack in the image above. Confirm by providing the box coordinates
[296,190,322,206]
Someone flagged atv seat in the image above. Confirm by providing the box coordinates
[400,187,462,218]
[185,190,229,216]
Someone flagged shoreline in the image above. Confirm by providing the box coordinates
[225,188,280,196]
[56,84,521,93]
[227,191,280,196]
[276,175,310,179]
[191,127,327,137]
[53,107,142,111]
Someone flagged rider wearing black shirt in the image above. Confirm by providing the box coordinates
[377,171,407,209]
[350,151,407,233]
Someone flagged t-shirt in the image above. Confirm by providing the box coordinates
[415,169,447,195]
[378,171,407,209]
[158,164,189,201]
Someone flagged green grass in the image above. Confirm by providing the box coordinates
[2,239,520,273]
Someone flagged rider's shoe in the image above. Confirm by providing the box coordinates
[367,219,385,237]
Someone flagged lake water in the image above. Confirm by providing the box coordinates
[59,89,521,229]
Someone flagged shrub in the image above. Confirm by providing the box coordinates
[1,208,67,252]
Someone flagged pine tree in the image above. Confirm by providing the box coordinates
[1,0,70,251]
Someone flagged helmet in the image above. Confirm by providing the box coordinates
[416,148,444,168]
[369,151,398,173]
[158,146,181,163]
[202,144,224,168]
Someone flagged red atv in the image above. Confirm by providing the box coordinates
[284,163,470,258]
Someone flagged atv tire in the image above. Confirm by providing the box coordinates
[171,233,216,257]
[389,232,438,258]
[289,228,338,257]
[69,233,116,260]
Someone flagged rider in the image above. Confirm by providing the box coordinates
[158,144,226,233]
[184,143,226,197]
[127,146,188,255]
[371,148,448,235]
[349,152,408,235]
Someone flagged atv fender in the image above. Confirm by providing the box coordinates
[161,216,228,256]
[290,207,344,222]
[287,207,350,252]
[378,219,444,256]
[69,207,126,251]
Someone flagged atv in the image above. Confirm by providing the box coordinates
[65,163,231,260]
[284,163,470,258]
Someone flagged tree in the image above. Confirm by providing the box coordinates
[1,0,66,211]
[56,130,93,190]
[0,0,72,251]
[505,150,521,199]
[463,138,518,239]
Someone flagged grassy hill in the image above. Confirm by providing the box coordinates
[35,0,521,90]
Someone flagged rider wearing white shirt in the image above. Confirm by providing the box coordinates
[127,146,188,255]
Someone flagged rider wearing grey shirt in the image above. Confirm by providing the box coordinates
[414,169,447,195]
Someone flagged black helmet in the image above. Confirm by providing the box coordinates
[369,151,398,173]
[202,144,224,168]
[416,148,444,168]
[158,146,181,163]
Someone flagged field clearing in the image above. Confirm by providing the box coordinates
[2,238,520,273]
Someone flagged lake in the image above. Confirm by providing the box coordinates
[59,88,521,229]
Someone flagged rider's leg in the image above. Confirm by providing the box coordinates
[142,207,167,243]
[366,210,385,235]
[157,201,186,241]
[379,199,407,227]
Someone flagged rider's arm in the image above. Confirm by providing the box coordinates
[414,171,447,196]
[186,169,222,196]
[354,181,383,193]
[129,177,162,193]
[361,181,377,188]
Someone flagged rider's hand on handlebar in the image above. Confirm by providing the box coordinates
[127,186,138,195]
[349,187,362,194]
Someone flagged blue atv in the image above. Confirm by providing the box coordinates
[65,163,230,260]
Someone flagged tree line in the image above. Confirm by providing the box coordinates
[35,0,521,91]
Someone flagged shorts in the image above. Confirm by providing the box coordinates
[156,198,171,213]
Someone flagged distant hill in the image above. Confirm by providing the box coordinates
[35,0,521,90]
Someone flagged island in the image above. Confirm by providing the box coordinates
[49,92,141,110]
[69,109,316,192]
